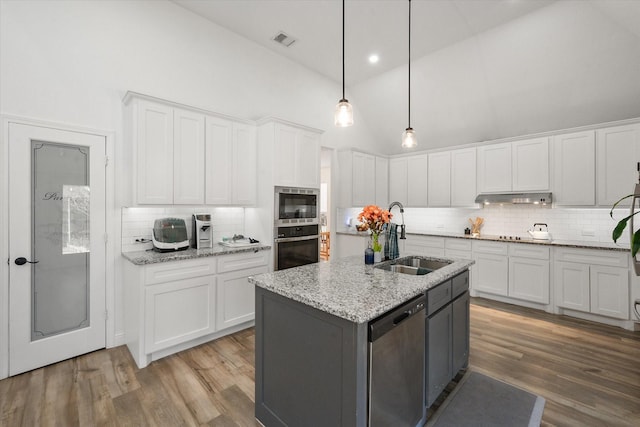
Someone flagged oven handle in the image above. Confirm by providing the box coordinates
[274,235,320,243]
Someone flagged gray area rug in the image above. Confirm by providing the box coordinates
[427,371,546,427]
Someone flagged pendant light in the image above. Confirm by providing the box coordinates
[401,0,417,148]
[335,0,354,127]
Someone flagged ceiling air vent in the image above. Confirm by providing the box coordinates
[272,31,296,47]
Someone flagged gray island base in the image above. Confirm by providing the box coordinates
[249,255,474,427]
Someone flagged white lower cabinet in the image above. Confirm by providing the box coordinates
[125,250,269,368]
[554,248,629,320]
[217,265,267,330]
[405,235,445,257]
[472,241,509,296]
[508,244,550,304]
[444,238,471,260]
[145,275,217,353]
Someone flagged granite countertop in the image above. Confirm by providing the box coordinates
[122,244,272,265]
[249,255,474,324]
[336,229,628,252]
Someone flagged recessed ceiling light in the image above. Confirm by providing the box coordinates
[368,54,379,64]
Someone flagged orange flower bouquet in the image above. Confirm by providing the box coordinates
[358,205,392,252]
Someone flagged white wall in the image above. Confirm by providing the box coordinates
[0,0,382,352]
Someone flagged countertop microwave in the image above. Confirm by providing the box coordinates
[274,186,319,227]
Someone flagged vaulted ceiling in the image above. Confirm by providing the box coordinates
[173,0,640,154]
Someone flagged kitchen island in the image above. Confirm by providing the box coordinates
[249,255,474,427]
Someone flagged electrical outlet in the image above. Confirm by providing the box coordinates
[437,224,444,229]
[582,229,595,237]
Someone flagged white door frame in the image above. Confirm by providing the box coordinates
[0,115,116,379]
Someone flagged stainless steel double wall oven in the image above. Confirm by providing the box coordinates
[273,186,320,270]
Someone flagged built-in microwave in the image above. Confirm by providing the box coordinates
[274,186,319,227]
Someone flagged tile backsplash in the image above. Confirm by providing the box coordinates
[121,207,245,252]
[338,205,630,246]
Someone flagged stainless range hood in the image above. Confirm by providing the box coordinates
[475,192,552,205]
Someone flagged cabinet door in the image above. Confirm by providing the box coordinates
[428,151,451,207]
[375,156,389,208]
[232,122,257,205]
[407,154,428,207]
[512,137,549,191]
[352,152,375,206]
[173,108,205,204]
[552,131,595,206]
[477,143,511,193]
[389,157,408,206]
[508,256,549,304]
[273,124,298,186]
[451,292,469,374]
[205,116,232,204]
[144,276,217,353]
[137,100,174,204]
[590,265,629,319]
[426,305,452,408]
[217,266,267,330]
[451,148,477,207]
[334,234,367,259]
[296,130,320,188]
[554,261,590,312]
[597,123,640,207]
[473,252,508,296]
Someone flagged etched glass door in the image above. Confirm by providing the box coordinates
[32,142,91,340]
[9,123,106,376]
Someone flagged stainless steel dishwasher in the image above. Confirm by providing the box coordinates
[369,294,426,427]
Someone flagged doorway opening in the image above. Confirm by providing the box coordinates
[320,148,332,261]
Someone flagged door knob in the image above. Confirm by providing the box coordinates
[15,257,39,265]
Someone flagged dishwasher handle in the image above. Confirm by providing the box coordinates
[393,311,411,325]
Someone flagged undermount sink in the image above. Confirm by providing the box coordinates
[375,256,452,276]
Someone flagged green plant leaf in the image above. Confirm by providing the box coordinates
[612,218,628,242]
[610,194,633,218]
[633,229,640,257]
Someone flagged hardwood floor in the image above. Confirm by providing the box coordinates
[1,298,639,426]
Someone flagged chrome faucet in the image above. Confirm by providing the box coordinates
[388,201,407,239]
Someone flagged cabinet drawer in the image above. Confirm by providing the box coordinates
[452,271,470,298]
[145,257,217,285]
[445,249,471,259]
[427,281,452,316]
[554,248,628,267]
[217,250,269,273]
[509,243,549,260]
[407,235,445,248]
[472,240,508,255]
[445,239,472,251]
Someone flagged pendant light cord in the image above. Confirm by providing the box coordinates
[408,0,412,129]
[342,0,346,100]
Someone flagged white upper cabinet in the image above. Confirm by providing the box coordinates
[389,157,408,206]
[596,123,640,207]
[135,99,174,204]
[375,156,389,208]
[273,122,321,188]
[173,108,205,205]
[124,92,256,206]
[477,137,549,193]
[407,154,428,207]
[450,148,477,207]
[512,137,549,191]
[337,150,388,208]
[477,142,511,193]
[205,116,257,206]
[352,151,376,207]
[428,151,451,207]
[552,130,595,206]
[205,116,233,205]
[232,123,257,205]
